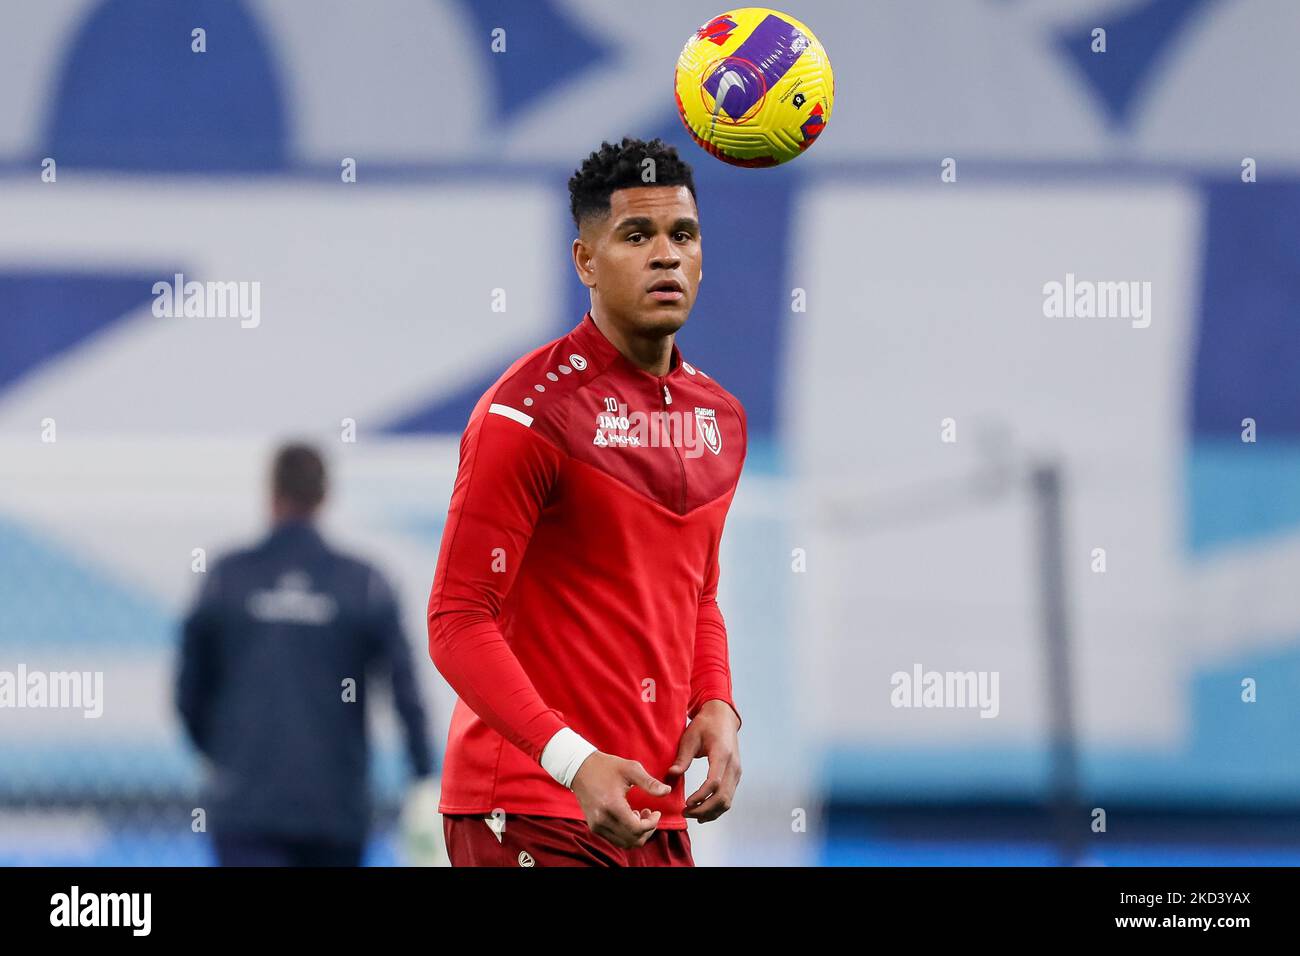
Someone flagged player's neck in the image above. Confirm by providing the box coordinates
[589,308,675,378]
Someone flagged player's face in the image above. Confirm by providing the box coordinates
[576,185,702,337]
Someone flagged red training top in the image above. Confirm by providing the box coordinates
[428,310,747,828]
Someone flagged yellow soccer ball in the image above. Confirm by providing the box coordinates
[674,7,834,167]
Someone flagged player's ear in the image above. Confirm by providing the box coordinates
[572,236,596,288]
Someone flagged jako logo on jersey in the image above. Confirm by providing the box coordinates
[518,850,535,867]
[593,416,641,448]
[695,407,722,455]
[592,403,721,458]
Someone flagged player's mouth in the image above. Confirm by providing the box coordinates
[647,278,685,302]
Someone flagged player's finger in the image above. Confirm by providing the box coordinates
[602,805,660,847]
[630,809,662,846]
[623,760,671,796]
[666,729,700,778]
[611,801,660,833]
[685,788,733,822]
[685,773,723,808]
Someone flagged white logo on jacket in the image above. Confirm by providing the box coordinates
[694,407,722,456]
[590,403,722,459]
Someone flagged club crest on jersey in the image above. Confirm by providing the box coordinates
[695,407,722,455]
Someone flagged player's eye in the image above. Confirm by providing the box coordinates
[674,232,693,243]
[626,233,644,243]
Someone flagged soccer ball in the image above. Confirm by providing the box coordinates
[674,7,834,167]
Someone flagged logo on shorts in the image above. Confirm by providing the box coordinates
[518,850,536,867]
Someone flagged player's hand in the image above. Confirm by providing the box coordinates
[570,752,671,849]
[667,700,742,822]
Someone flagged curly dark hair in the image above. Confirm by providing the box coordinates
[568,137,697,231]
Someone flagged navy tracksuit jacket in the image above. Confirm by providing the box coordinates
[176,520,434,844]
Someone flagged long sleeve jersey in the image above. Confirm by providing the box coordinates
[428,310,747,829]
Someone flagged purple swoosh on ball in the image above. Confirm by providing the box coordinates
[703,14,804,119]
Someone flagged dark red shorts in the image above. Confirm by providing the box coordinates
[443,813,694,867]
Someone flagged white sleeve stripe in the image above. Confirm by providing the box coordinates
[488,403,533,427]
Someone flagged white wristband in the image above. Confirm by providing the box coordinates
[540,727,598,789]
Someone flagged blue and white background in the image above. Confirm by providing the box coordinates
[1,0,1298,865]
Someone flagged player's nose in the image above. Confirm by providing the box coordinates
[647,229,680,260]
[648,240,680,268]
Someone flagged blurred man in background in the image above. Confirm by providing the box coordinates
[176,442,438,866]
